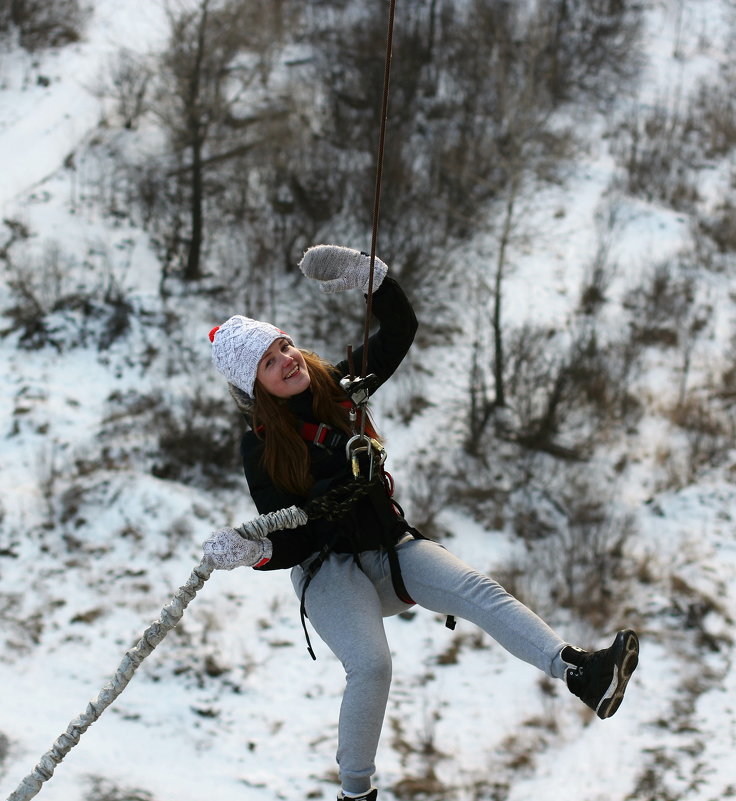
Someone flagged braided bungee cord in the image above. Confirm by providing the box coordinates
[7,505,307,801]
[304,475,381,522]
[239,505,307,538]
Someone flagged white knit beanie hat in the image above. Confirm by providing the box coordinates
[209,316,294,398]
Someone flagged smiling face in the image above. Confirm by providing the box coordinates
[256,338,311,398]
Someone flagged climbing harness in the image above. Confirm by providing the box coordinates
[7,506,308,801]
[293,370,420,661]
[298,472,419,660]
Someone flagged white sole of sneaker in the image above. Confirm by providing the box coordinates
[596,629,640,719]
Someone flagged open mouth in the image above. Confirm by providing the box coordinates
[285,365,300,380]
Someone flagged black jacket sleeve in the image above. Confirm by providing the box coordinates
[241,432,332,570]
[334,275,417,387]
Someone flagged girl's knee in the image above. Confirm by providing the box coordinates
[345,648,392,688]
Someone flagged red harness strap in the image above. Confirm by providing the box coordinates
[299,421,345,449]
[297,399,377,448]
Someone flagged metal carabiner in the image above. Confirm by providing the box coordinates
[346,434,386,480]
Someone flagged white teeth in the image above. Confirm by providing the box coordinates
[285,365,299,379]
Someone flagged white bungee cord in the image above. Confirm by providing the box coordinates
[7,505,308,801]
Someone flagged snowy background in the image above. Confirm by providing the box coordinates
[1,2,735,801]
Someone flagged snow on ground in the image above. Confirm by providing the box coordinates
[1,2,736,801]
[0,0,169,214]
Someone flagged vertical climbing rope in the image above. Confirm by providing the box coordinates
[361,0,397,378]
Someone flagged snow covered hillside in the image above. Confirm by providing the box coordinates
[1,2,735,801]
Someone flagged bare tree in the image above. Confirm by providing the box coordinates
[491,181,519,411]
[463,6,578,444]
[153,0,296,281]
[100,49,154,131]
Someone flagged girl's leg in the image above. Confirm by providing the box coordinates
[291,554,391,796]
[395,539,569,678]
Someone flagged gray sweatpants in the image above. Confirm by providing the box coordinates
[290,535,570,795]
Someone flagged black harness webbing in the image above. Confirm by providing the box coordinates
[367,485,456,632]
[299,474,416,660]
[298,474,455,660]
[298,538,339,661]
[364,480,420,605]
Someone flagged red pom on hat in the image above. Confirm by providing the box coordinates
[208,325,220,343]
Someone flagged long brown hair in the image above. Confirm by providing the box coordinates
[251,351,378,496]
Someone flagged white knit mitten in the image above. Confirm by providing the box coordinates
[202,527,273,570]
[298,245,388,294]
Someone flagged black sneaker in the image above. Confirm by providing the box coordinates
[563,629,639,719]
[337,790,377,801]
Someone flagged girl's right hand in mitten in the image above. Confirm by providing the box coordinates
[202,527,272,570]
[298,244,388,294]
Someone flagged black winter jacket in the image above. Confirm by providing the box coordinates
[241,275,417,571]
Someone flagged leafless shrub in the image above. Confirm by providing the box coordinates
[451,453,514,533]
[124,159,189,287]
[0,217,31,262]
[549,509,635,624]
[98,49,154,131]
[578,202,622,316]
[33,441,123,539]
[401,459,452,541]
[497,726,548,774]
[0,731,9,769]
[531,0,645,107]
[84,777,154,801]
[623,260,696,348]
[699,198,736,254]
[0,500,10,556]
[578,251,614,316]
[0,600,44,650]
[611,103,701,212]
[103,387,243,488]
[0,0,89,51]
[614,46,736,217]
[669,392,730,437]
[660,392,735,486]
[153,394,242,486]
[502,322,642,456]
[669,574,732,652]
[689,69,736,160]
[629,757,682,801]
[507,470,637,624]
[2,240,134,351]
[435,630,486,666]
[389,708,449,801]
[466,317,644,462]
[467,195,634,457]
[4,240,73,321]
[720,336,736,404]
[35,442,63,526]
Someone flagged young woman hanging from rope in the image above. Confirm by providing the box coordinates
[204,244,640,801]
